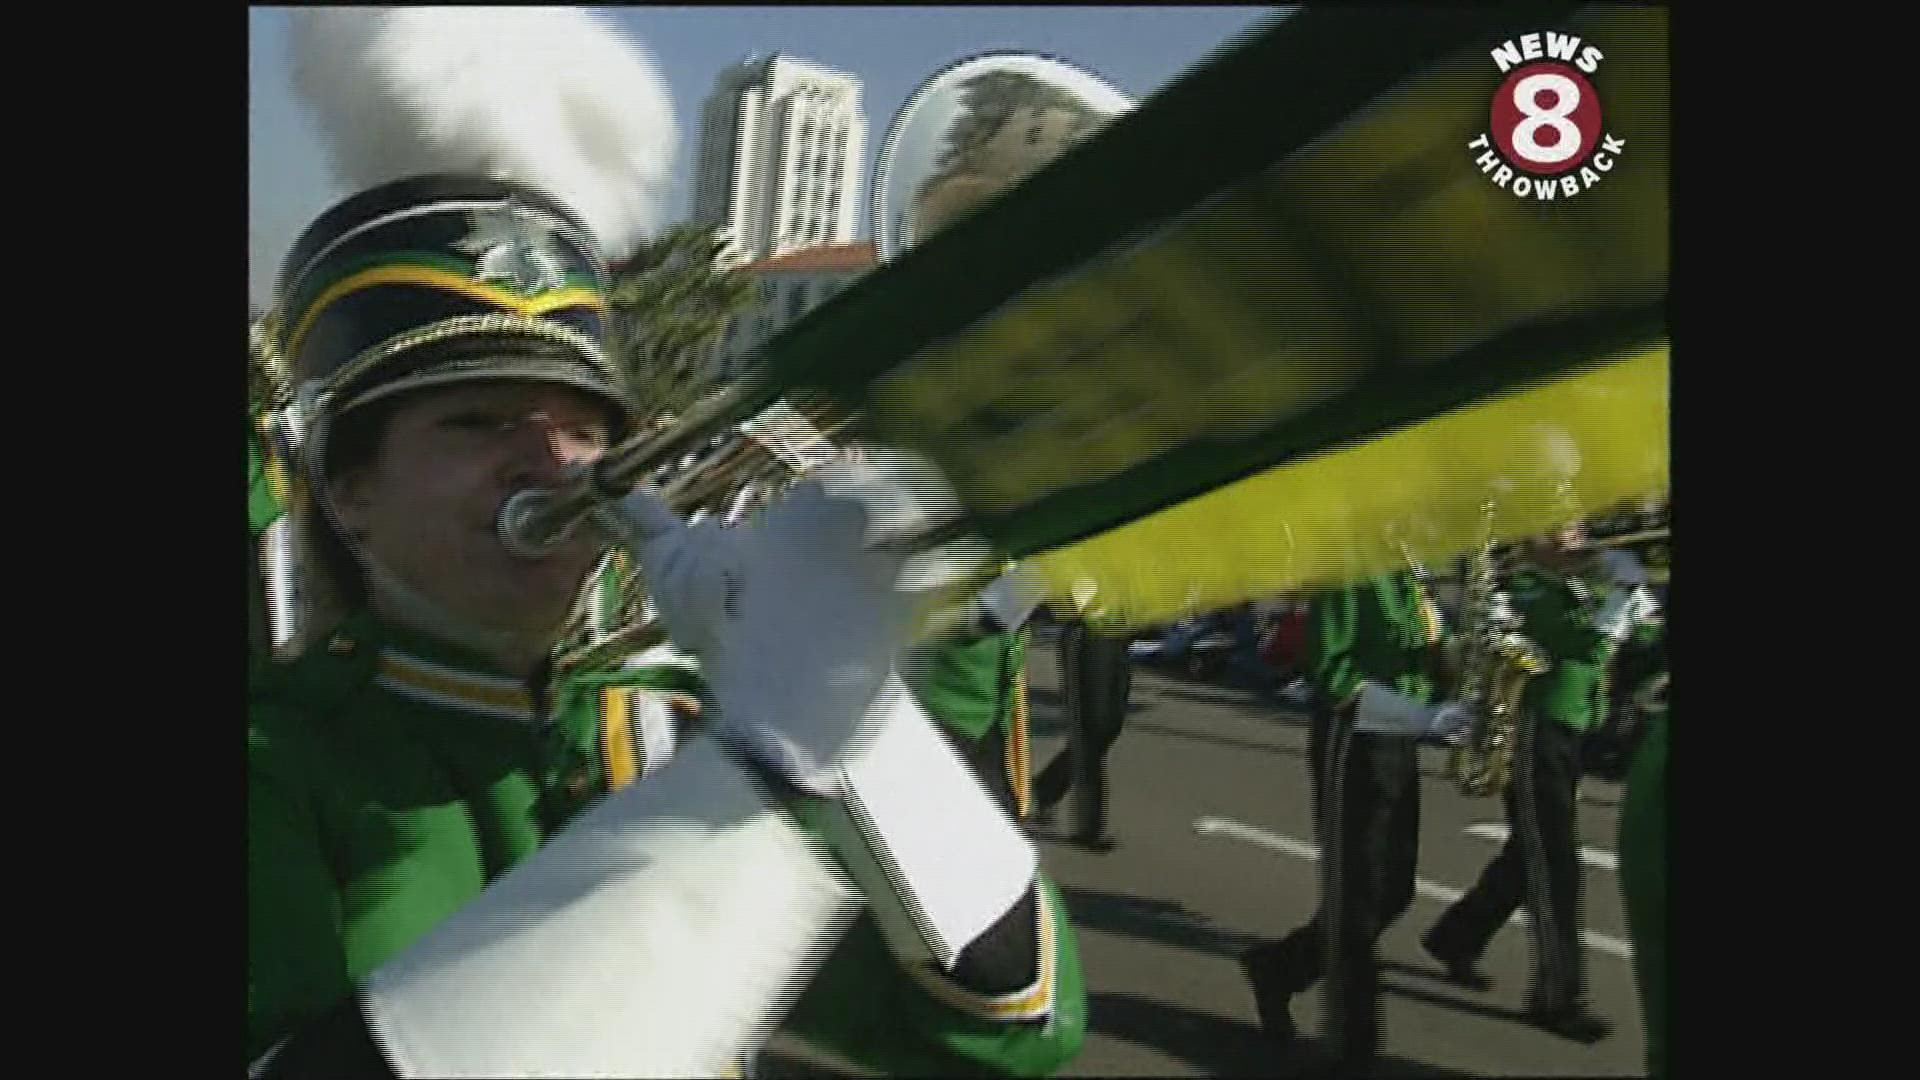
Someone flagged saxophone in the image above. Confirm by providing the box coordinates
[1447,512,1552,798]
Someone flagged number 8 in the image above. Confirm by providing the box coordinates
[1511,72,1584,166]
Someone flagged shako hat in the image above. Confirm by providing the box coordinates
[276,173,633,456]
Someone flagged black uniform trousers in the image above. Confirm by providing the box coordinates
[1426,711,1588,1013]
[1032,619,1133,838]
[1246,702,1421,1059]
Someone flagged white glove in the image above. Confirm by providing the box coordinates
[596,457,947,795]
[1351,680,1451,737]
[1595,583,1658,643]
[975,562,1048,632]
[1353,681,1474,743]
[1427,701,1476,745]
[722,481,760,526]
[1598,547,1649,587]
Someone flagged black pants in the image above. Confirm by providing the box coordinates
[1427,714,1588,1013]
[1247,705,1422,1059]
[1032,620,1133,837]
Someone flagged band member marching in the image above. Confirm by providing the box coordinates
[1240,551,1472,1068]
[1029,582,1136,851]
[246,172,1088,1078]
[1421,515,1661,1044]
[906,563,1048,820]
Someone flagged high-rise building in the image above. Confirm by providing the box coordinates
[692,54,867,265]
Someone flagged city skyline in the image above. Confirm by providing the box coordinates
[250,6,1283,309]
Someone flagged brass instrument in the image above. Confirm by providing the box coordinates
[1446,504,1550,798]
[505,53,1135,564]
[250,313,310,660]
[553,396,861,670]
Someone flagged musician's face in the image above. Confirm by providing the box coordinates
[330,380,615,637]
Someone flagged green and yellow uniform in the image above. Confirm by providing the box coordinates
[1031,593,1134,845]
[1426,557,1661,1031]
[1504,565,1659,736]
[248,608,1086,1077]
[907,624,1031,817]
[251,171,1083,1079]
[1307,571,1445,709]
[1243,569,1443,1061]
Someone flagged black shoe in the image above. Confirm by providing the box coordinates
[1070,831,1118,853]
[1238,950,1301,1045]
[1524,1004,1612,1044]
[1421,929,1492,991]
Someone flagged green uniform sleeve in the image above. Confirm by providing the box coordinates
[248,719,354,1065]
[779,878,1086,1077]
[1306,586,1363,708]
[1508,572,1614,731]
[907,629,1020,742]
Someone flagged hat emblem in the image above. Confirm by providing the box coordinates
[454,201,574,296]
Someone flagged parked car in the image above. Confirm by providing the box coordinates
[1130,615,1240,680]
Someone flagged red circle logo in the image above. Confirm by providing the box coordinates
[1491,61,1602,176]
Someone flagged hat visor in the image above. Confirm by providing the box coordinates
[335,332,633,426]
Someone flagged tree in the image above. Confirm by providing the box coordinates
[931,70,1107,178]
[606,224,753,422]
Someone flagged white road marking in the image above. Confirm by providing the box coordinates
[1465,822,1617,872]
[1192,816,1632,960]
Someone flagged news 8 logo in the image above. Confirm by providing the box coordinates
[1467,31,1627,202]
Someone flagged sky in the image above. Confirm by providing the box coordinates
[247,5,1284,310]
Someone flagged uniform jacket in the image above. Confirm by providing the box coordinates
[248,608,1086,1076]
[1305,571,1445,711]
[1506,565,1662,734]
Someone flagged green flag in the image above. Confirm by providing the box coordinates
[743,4,1667,625]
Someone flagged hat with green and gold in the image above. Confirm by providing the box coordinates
[275,173,632,437]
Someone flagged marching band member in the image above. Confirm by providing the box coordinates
[247,175,1086,1078]
[905,563,1048,820]
[1241,558,1470,1068]
[1029,581,1135,851]
[1421,517,1661,1044]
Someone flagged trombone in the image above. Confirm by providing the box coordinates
[547,391,894,672]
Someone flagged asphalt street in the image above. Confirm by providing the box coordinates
[1019,638,1647,1078]
[765,637,1648,1077]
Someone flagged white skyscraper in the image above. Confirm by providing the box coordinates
[692,54,867,265]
